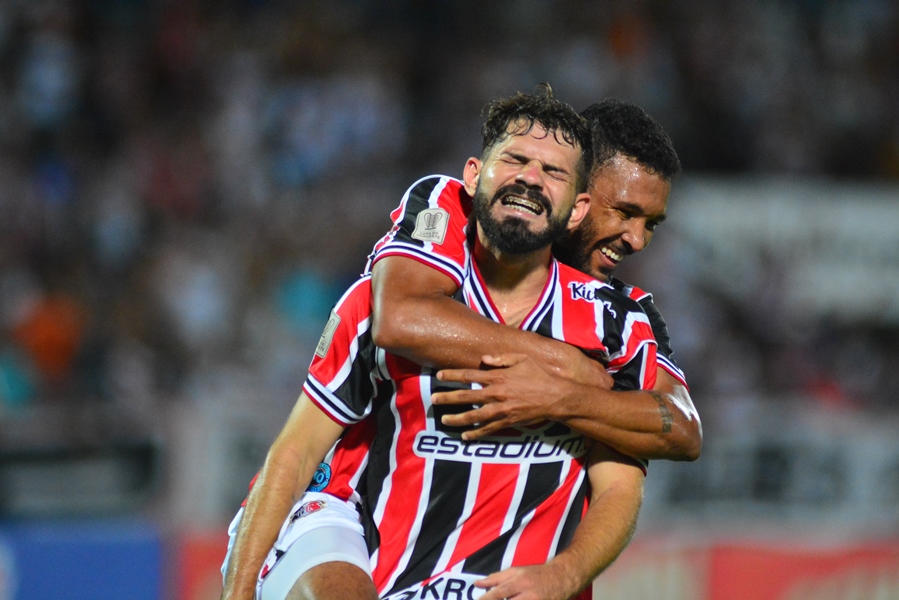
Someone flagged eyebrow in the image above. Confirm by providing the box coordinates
[504,151,571,176]
[615,200,667,222]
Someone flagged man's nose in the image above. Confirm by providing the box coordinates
[621,222,647,253]
[516,161,545,188]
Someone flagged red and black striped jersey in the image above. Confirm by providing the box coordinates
[609,277,687,387]
[304,257,656,597]
[365,175,472,287]
[366,174,687,387]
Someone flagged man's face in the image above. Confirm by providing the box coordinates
[463,123,589,255]
[554,153,670,280]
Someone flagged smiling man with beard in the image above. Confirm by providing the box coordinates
[371,99,699,460]
[221,86,658,600]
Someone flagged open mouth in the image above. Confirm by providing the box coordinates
[500,195,545,216]
[600,245,623,263]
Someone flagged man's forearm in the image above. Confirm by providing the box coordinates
[555,373,701,461]
[374,256,701,460]
[434,363,701,461]
[548,450,644,597]
[222,395,344,600]
[222,449,311,600]
[370,258,598,380]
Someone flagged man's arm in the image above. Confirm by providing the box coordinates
[434,356,702,461]
[221,393,345,600]
[473,444,645,600]
[371,256,611,383]
[371,256,701,461]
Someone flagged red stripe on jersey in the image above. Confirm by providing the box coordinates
[558,293,607,356]
[659,359,688,388]
[510,457,585,566]
[367,176,472,286]
[445,463,518,567]
[610,317,657,390]
[326,416,377,502]
[306,276,371,392]
[622,283,649,302]
[371,356,431,592]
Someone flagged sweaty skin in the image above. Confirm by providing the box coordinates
[224,119,630,600]
[371,154,701,461]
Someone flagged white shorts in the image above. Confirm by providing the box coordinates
[221,492,371,600]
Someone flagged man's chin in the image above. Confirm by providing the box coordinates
[589,258,616,282]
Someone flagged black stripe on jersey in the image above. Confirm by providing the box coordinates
[636,294,676,364]
[307,324,378,422]
[532,303,556,340]
[610,275,678,365]
[395,176,442,244]
[554,477,588,555]
[360,378,399,557]
[520,262,557,332]
[592,285,651,362]
[379,242,465,284]
[464,270,499,321]
[305,377,364,424]
[610,344,650,393]
[387,459,472,595]
[461,461,565,575]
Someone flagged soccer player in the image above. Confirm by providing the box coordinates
[222,88,656,600]
[370,99,700,463]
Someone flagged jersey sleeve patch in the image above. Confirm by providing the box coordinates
[411,208,450,244]
[315,310,341,358]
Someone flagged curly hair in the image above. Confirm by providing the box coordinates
[581,99,681,180]
[480,83,593,192]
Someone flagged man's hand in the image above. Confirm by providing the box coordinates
[473,563,583,600]
[432,354,612,441]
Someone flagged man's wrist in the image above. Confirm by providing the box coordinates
[545,552,589,597]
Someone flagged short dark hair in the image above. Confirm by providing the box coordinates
[480,83,593,192]
[581,99,681,180]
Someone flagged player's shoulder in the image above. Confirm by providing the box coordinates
[405,174,469,204]
[398,174,472,225]
[555,263,646,316]
[332,274,374,317]
[608,276,654,303]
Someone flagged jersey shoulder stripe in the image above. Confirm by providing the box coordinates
[303,275,378,426]
[609,276,686,383]
[366,175,472,286]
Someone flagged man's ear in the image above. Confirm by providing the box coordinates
[462,157,481,196]
[566,192,592,230]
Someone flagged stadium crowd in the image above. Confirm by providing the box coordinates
[0,0,897,453]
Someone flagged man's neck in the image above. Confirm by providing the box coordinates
[473,236,553,328]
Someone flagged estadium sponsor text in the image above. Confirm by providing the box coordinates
[413,430,586,463]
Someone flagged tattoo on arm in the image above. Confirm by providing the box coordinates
[649,392,673,433]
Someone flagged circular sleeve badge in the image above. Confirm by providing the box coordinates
[307,462,332,492]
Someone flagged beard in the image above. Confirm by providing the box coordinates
[472,183,573,255]
[552,225,593,274]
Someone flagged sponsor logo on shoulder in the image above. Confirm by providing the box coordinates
[290,499,328,522]
[569,282,617,317]
[411,208,449,244]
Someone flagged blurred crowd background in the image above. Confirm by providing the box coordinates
[0,1,898,597]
